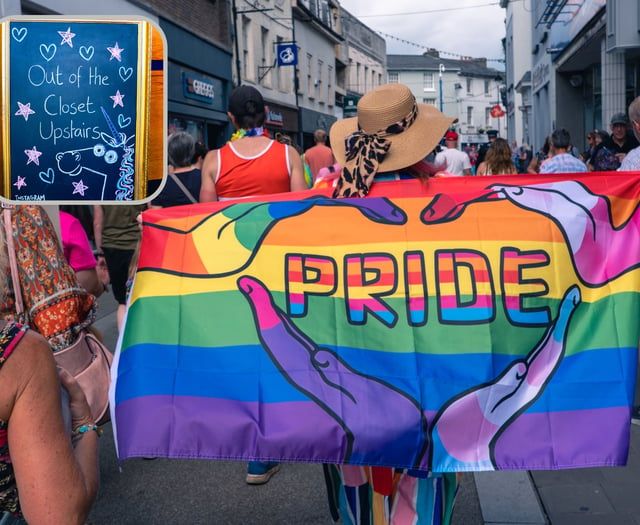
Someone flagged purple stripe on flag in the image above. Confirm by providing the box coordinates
[116,395,630,469]
[493,407,630,469]
[116,395,349,461]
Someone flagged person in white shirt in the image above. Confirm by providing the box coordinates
[435,131,472,176]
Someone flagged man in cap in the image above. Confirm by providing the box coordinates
[475,129,498,167]
[592,112,640,170]
[618,96,640,171]
[435,130,472,176]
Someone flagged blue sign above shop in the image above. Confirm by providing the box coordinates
[183,72,215,104]
[276,44,297,67]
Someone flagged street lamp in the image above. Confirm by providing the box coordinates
[439,64,445,112]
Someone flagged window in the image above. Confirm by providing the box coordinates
[242,16,251,81]
[484,80,490,95]
[327,65,333,107]
[260,27,270,86]
[320,0,331,26]
[423,98,437,106]
[276,36,284,91]
[485,107,491,126]
[388,71,398,83]
[466,78,472,94]
[317,59,323,102]
[467,106,473,125]
[307,53,313,96]
[423,72,435,91]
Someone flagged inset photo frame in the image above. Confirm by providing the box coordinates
[0,15,167,203]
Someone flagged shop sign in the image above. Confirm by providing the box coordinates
[532,62,550,93]
[343,95,359,118]
[460,133,487,144]
[490,105,505,118]
[183,73,215,104]
[265,105,284,127]
[276,43,297,67]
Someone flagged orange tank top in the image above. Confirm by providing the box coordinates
[215,140,291,199]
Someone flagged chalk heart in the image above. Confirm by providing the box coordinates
[39,168,55,185]
[39,43,56,62]
[119,66,133,82]
[11,27,27,43]
[118,114,132,128]
[79,45,94,61]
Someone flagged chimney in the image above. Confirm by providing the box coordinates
[423,48,440,58]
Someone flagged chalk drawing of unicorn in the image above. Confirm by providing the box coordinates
[55,107,135,200]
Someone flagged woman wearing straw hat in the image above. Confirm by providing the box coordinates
[330,83,452,198]
[326,83,459,524]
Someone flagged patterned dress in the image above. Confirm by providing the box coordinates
[325,465,459,525]
[324,170,460,525]
[0,206,95,352]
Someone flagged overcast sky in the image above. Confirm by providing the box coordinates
[339,0,506,70]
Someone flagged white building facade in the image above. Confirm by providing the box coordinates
[387,54,506,145]
[502,0,640,156]
[292,0,342,148]
[336,8,386,119]
[501,0,533,146]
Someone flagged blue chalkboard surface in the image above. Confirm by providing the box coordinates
[5,19,145,201]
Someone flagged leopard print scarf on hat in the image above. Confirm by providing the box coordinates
[333,102,418,198]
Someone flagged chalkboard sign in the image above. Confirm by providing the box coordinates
[0,16,166,202]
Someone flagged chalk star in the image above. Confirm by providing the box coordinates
[24,146,42,166]
[72,179,89,196]
[15,101,35,121]
[110,90,125,108]
[107,42,124,61]
[13,176,26,190]
[58,27,76,47]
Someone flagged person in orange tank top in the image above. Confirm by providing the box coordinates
[199,85,306,485]
[199,85,307,202]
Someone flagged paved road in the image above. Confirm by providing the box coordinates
[88,434,482,525]
[88,293,484,525]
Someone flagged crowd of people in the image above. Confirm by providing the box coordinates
[422,97,640,178]
[3,81,640,524]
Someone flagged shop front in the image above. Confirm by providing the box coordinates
[161,19,233,151]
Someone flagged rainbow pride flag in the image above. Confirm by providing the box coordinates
[112,173,640,472]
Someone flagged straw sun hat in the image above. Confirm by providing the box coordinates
[330,83,455,174]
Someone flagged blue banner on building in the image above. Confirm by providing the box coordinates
[277,43,297,67]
